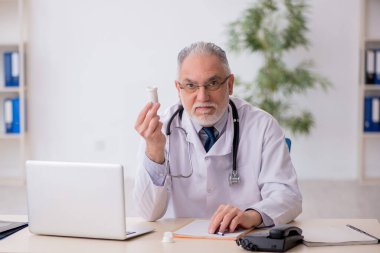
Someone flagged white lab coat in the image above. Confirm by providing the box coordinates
[133,97,302,225]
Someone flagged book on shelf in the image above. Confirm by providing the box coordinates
[364,96,380,132]
[366,49,375,84]
[376,50,380,84]
[3,97,20,134]
[3,51,19,87]
[365,48,380,85]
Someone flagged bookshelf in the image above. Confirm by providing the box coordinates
[358,0,380,183]
[0,0,27,184]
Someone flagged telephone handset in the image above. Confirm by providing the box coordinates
[236,224,304,252]
[269,225,303,239]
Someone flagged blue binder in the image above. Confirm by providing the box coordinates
[3,52,19,87]
[364,96,380,132]
[3,97,20,134]
[11,97,20,133]
[4,98,13,133]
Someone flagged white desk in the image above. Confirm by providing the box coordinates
[0,215,379,253]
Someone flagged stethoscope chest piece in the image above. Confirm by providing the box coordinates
[229,170,240,185]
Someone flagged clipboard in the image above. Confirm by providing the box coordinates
[173,219,252,240]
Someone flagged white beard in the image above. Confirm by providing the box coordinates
[190,101,229,127]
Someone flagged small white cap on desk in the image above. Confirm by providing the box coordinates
[162,231,175,243]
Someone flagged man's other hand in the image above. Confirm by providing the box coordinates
[208,204,263,234]
[135,102,166,164]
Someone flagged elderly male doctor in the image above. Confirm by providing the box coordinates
[134,42,302,234]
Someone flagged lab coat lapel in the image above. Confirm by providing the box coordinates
[181,111,207,155]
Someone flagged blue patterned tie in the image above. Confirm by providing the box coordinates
[203,127,216,152]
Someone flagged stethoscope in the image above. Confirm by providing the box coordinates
[165,99,240,185]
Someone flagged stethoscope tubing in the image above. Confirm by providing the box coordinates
[165,99,240,184]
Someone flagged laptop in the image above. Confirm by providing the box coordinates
[26,160,154,240]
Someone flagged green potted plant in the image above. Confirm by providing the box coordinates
[228,0,331,135]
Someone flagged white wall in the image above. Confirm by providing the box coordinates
[288,0,360,179]
[23,0,360,180]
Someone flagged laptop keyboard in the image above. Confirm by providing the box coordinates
[0,222,12,228]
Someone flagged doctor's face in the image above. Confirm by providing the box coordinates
[175,53,234,127]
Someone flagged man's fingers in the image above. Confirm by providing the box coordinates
[210,204,225,222]
[135,103,153,129]
[208,205,235,234]
[136,103,161,137]
[135,103,160,129]
[218,207,240,233]
[151,102,161,114]
[209,205,244,234]
[208,216,223,234]
[229,214,242,232]
[208,205,226,233]
[144,116,161,137]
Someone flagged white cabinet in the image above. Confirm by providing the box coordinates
[0,0,27,183]
[359,0,380,183]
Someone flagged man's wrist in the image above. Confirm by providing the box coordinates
[145,146,165,164]
[245,209,263,227]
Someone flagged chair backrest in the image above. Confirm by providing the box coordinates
[285,138,291,152]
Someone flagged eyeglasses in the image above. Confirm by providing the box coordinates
[177,75,231,93]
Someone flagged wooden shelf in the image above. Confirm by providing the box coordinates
[0,44,18,49]
[0,133,21,140]
[362,85,380,91]
[363,133,380,139]
[365,38,380,42]
[359,0,380,183]
[0,87,21,93]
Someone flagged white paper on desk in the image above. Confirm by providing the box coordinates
[173,220,250,240]
[302,223,378,246]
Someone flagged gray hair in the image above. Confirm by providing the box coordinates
[177,42,231,76]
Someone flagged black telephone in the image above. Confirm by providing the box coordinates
[236,224,303,252]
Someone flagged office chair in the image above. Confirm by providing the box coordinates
[285,138,291,152]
